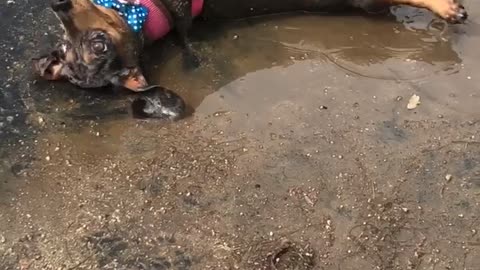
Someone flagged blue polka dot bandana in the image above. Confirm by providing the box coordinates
[93,0,148,32]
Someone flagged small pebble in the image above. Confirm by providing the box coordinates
[0,235,5,243]
[445,174,452,181]
[45,156,50,161]
[232,34,239,40]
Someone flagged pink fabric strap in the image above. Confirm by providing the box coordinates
[192,0,203,17]
[140,0,204,41]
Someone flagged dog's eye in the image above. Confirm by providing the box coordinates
[91,41,106,54]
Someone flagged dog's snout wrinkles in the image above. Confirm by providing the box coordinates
[51,0,72,12]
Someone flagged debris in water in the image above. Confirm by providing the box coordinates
[407,94,421,110]
[304,194,314,206]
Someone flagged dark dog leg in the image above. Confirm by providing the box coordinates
[177,17,202,70]
[163,0,201,70]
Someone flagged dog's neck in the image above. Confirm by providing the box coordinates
[92,0,203,41]
[140,0,203,41]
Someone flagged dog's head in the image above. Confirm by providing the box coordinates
[33,0,148,91]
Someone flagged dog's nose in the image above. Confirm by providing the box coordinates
[51,0,72,12]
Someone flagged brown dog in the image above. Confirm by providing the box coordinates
[33,0,467,92]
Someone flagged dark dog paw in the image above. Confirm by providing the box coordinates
[130,86,186,121]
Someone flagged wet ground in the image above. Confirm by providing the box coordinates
[1,1,480,269]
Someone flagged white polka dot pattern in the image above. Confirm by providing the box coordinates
[93,0,148,32]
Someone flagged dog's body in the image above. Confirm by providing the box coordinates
[33,0,468,119]
[204,0,464,19]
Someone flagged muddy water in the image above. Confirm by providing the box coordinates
[147,8,475,114]
[1,2,480,270]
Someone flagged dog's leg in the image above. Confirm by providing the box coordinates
[165,0,201,70]
[388,0,467,23]
[177,17,201,70]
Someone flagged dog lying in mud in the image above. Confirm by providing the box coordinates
[33,0,468,120]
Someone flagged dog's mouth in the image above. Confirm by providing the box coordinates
[33,35,149,91]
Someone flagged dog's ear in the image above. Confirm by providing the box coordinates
[114,67,149,92]
[32,52,65,81]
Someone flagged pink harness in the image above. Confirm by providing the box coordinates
[139,0,204,41]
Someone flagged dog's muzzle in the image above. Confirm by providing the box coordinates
[51,0,73,12]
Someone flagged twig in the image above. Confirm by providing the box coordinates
[452,140,480,145]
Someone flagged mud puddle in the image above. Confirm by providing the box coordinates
[1,1,480,269]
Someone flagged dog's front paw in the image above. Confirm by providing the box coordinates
[432,0,468,23]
